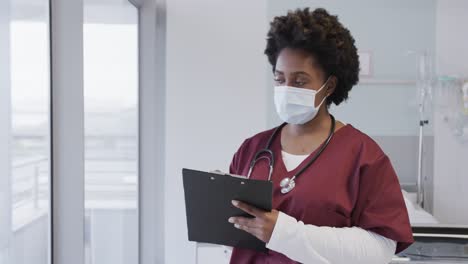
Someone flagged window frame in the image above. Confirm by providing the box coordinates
[50,0,166,263]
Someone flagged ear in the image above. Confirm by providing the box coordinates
[325,75,338,96]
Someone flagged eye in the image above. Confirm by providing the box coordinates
[274,78,285,85]
[294,80,307,87]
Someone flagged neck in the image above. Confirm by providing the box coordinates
[286,107,331,136]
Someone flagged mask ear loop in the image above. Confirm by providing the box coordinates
[315,76,333,108]
[317,76,331,93]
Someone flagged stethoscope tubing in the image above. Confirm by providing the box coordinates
[247,115,336,185]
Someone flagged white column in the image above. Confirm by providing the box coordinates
[50,0,85,263]
[165,0,268,263]
[0,0,12,262]
[434,0,468,224]
[139,0,167,263]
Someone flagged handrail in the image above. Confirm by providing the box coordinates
[12,156,138,210]
[12,156,47,168]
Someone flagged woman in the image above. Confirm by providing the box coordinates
[227,8,414,264]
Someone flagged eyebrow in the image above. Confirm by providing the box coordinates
[274,70,312,77]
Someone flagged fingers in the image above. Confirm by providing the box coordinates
[228,216,260,229]
[228,216,263,239]
[231,200,264,218]
[229,216,273,242]
[233,223,262,238]
[229,201,272,242]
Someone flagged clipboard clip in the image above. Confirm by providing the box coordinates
[210,170,248,180]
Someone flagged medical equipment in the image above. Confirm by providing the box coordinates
[463,82,468,115]
[416,52,434,209]
[434,76,462,118]
[435,76,468,142]
[246,115,335,194]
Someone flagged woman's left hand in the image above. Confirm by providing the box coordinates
[228,200,279,243]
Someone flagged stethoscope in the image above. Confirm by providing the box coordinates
[246,115,336,194]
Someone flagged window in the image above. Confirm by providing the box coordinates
[0,0,51,263]
[83,1,139,263]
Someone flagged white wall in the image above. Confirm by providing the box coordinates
[164,0,268,263]
[435,0,468,77]
[433,0,468,224]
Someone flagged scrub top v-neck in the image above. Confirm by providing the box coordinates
[228,124,414,264]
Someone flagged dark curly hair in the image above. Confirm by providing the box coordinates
[265,8,359,106]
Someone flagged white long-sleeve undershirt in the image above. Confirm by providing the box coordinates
[266,211,396,264]
[267,151,397,264]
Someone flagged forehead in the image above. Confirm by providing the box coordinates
[275,48,322,76]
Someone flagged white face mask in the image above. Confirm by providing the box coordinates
[274,78,330,125]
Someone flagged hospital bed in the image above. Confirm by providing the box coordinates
[402,190,439,225]
[391,191,468,263]
[392,225,468,263]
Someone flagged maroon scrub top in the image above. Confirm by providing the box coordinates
[229,124,414,264]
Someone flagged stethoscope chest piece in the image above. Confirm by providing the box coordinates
[280,177,296,194]
[248,115,336,195]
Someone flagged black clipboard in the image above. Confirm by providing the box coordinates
[182,168,273,252]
